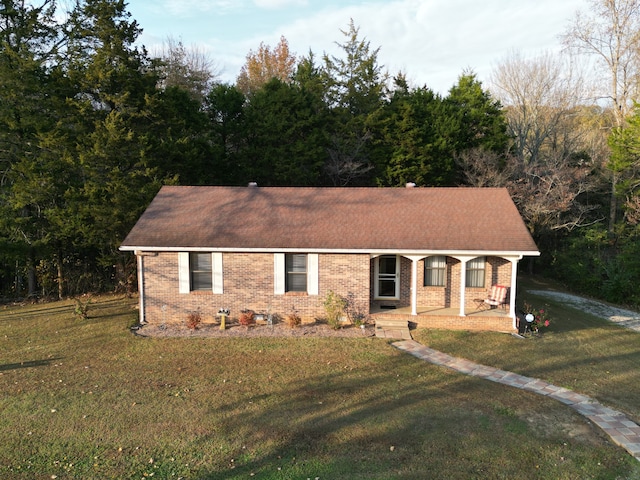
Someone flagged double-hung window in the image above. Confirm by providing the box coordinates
[178,252,223,294]
[274,253,318,295]
[466,257,485,288]
[285,254,307,292]
[424,256,446,287]
[190,252,212,290]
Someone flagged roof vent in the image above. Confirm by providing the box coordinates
[405,182,416,188]
[248,182,258,187]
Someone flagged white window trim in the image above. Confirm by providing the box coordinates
[307,253,319,295]
[212,252,223,294]
[274,253,285,294]
[178,252,190,294]
[178,252,223,294]
[274,253,318,295]
[374,255,400,300]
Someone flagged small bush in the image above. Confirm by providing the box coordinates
[285,307,301,328]
[73,296,92,320]
[522,302,550,333]
[350,312,367,328]
[323,290,347,330]
[344,292,368,327]
[238,309,255,326]
[186,311,202,330]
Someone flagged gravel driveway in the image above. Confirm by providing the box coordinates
[527,290,640,332]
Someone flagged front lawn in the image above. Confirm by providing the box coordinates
[0,294,638,479]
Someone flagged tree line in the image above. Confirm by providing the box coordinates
[2,0,640,307]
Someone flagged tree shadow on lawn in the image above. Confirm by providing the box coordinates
[190,353,630,479]
[0,301,74,322]
[414,322,640,421]
[0,357,62,372]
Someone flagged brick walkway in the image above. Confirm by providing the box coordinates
[393,339,640,462]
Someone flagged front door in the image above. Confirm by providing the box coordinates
[375,255,399,299]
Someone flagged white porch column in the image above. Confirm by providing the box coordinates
[410,256,419,316]
[509,256,522,328]
[401,255,423,316]
[459,258,468,317]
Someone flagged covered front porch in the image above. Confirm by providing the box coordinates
[369,252,528,333]
[370,304,516,332]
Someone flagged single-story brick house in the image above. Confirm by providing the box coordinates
[120,185,539,332]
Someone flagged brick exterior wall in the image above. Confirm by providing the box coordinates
[371,311,515,332]
[139,252,370,326]
[370,255,512,310]
[139,252,513,330]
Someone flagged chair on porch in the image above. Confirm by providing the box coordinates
[478,284,508,310]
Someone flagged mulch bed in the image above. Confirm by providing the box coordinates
[133,321,376,338]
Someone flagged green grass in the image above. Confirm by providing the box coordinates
[0,290,639,479]
[413,276,640,422]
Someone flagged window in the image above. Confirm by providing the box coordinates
[179,252,222,294]
[424,256,446,286]
[274,253,317,295]
[375,255,399,298]
[190,252,212,290]
[285,254,307,292]
[466,257,485,288]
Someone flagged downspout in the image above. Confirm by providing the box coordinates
[136,252,145,324]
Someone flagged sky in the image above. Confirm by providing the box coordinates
[126,0,589,95]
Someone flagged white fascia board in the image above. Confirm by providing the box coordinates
[120,246,540,257]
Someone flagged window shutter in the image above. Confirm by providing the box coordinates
[212,252,223,294]
[274,253,285,294]
[307,253,319,295]
[178,252,190,294]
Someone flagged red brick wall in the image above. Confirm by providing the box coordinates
[139,252,370,326]
[370,255,512,310]
[372,311,515,332]
[139,252,513,328]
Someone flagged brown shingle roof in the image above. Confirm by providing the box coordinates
[120,186,539,254]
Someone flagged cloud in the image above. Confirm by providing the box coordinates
[253,0,308,9]
[135,0,588,94]
[162,0,239,17]
[265,0,585,92]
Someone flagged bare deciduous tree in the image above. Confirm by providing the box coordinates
[491,50,590,166]
[562,0,640,127]
[324,131,373,186]
[562,0,640,230]
[508,157,601,235]
[457,148,601,234]
[456,148,515,187]
[154,36,218,102]
[484,51,605,235]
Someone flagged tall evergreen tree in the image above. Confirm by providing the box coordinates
[374,81,450,186]
[321,20,388,185]
[0,0,68,295]
[61,0,163,293]
[237,78,327,186]
[204,83,246,185]
[445,73,510,155]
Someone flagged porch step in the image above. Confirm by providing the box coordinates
[375,319,412,340]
